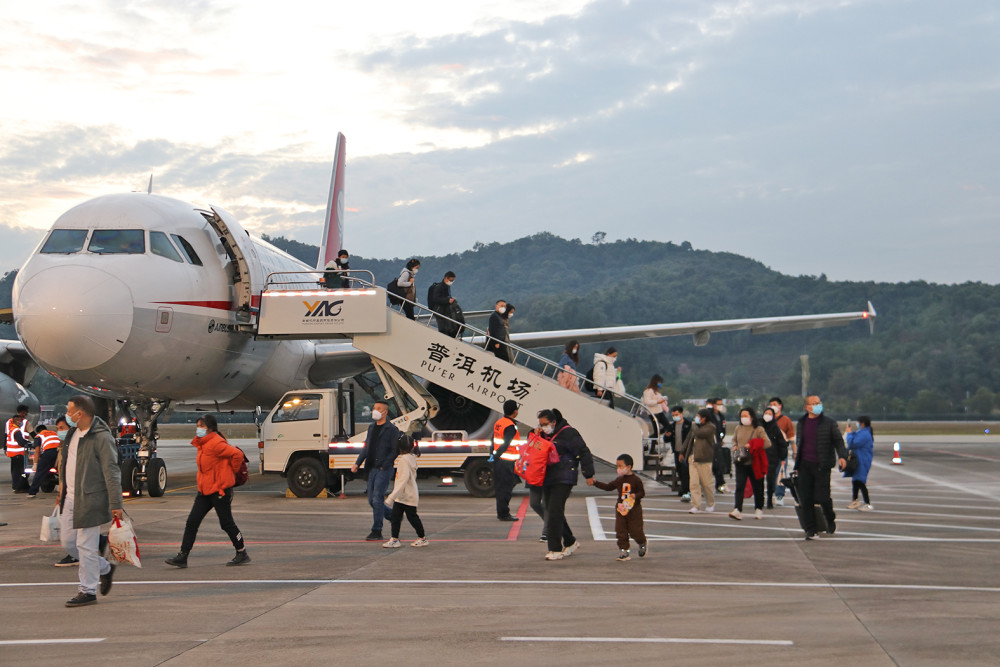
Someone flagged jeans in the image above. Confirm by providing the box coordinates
[390,502,425,539]
[493,459,516,518]
[28,448,58,495]
[797,460,835,535]
[180,487,244,553]
[543,484,576,552]
[366,467,393,533]
[60,494,111,595]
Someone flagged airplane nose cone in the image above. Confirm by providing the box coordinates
[15,265,134,372]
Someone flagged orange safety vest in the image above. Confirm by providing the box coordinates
[492,417,519,460]
[38,430,61,452]
[5,418,26,457]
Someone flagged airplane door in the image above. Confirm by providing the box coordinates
[202,206,264,322]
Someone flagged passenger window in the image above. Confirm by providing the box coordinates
[271,394,322,423]
[171,234,203,266]
[40,229,88,254]
[150,231,183,262]
[88,229,145,254]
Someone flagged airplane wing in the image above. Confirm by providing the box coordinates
[307,302,876,382]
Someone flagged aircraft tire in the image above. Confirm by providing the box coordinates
[463,458,495,498]
[147,458,167,497]
[287,456,325,498]
[120,458,140,496]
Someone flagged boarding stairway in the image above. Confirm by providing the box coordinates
[254,271,663,472]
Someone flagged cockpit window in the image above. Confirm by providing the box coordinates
[88,229,145,254]
[40,229,88,254]
[149,231,183,262]
[171,234,203,266]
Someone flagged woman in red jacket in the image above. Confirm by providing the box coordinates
[165,415,249,568]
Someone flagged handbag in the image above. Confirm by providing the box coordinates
[733,445,751,465]
[40,507,60,542]
[842,451,859,475]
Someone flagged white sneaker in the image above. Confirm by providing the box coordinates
[860,504,874,512]
[705,505,715,513]
[562,541,581,557]
[688,506,700,514]
[774,497,785,506]
[754,509,763,520]
[382,538,401,548]
[718,485,728,494]
[544,551,565,561]
[681,493,691,502]
[846,499,862,510]
[411,537,429,547]
[729,508,742,521]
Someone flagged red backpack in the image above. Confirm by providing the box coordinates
[514,429,564,486]
[233,447,250,487]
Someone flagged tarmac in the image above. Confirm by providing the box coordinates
[1,433,999,665]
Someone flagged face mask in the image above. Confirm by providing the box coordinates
[371,409,384,422]
[56,430,67,441]
[812,404,824,415]
[656,382,662,388]
[763,413,774,423]
[65,413,78,429]
[499,306,506,314]
[541,424,554,435]
[412,268,419,274]
[616,467,628,477]
[672,415,682,422]
[445,281,453,287]
[740,417,752,426]
[507,313,514,319]
[694,417,701,425]
[769,405,780,414]
[196,427,207,438]
[572,347,578,354]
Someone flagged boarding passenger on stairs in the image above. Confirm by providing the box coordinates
[592,348,625,409]
[396,259,420,320]
[796,395,847,541]
[501,303,515,359]
[491,400,520,522]
[322,249,351,289]
[428,271,460,337]
[642,374,670,449]
[487,300,510,361]
[351,401,401,541]
[557,340,581,392]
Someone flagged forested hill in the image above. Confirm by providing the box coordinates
[2,234,997,419]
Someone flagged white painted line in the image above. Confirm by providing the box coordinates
[501,636,793,646]
[872,461,1000,502]
[586,497,610,541]
[0,638,105,645]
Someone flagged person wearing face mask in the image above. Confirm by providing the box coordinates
[27,417,65,498]
[728,408,770,520]
[396,258,421,320]
[351,401,401,541]
[664,406,692,500]
[557,340,581,392]
[165,414,249,569]
[679,408,716,513]
[588,454,647,561]
[760,407,788,509]
[796,395,848,540]
[5,404,33,492]
[501,302,515,354]
[428,271,463,337]
[767,397,796,505]
[487,299,510,361]
[591,347,625,409]
[538,409,594,560]
[641,375,670,450]
[322,249,351,289]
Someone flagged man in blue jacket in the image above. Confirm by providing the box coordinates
[351,401,401,541]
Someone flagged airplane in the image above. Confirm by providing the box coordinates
[0,132,875,468]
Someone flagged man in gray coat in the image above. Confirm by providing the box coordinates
[57,395,123,607]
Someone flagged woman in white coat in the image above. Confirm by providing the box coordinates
[383,435,429,548]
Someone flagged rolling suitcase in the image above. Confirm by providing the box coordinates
[783,470,829,533]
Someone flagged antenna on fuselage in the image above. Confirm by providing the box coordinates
[147,174,153,194]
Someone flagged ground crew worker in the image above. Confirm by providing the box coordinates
[492,399,520,521]
[5,404,32,492]
[28,416,66,497]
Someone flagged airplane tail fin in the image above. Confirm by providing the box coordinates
[317,132,347,270]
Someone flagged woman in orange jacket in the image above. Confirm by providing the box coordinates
[165,415,249,568]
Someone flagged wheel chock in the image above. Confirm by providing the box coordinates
[285,488,328,498]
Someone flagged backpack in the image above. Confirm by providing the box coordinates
[386,278,404,305]
[233,447,250,487]
[582,360,605,395]
[427,282,442,307]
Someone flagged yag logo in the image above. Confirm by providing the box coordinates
[303,299,344,317]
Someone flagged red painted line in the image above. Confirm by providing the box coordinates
[151,300,233,311]
[507,497,530,541]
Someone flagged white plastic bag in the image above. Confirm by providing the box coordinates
[39,507,60,542]
[107,515,142,568]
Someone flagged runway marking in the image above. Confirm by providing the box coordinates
[0,638,105,645]
[3,579,1000,594]
[927,449,1000,463]
[507,497,529,541]
[872,462,1000,502]
[586,497,609,541]
[500,636,794,646]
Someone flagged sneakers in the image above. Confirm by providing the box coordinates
[382,538,402,548]
[365,531,383,541]
[165,552,189,568]
[227,550,251,566]
[411,537,429,547]
[774,496,785,506]
[65,592,97,608]
[805,532,820,541]
[562,541,580,557]
[99,564,115,596]
[717,485,728,494]
[55,555,79,567]
[617,549,630,561]
[847,499,862,510]
[681,493,691,503]
[544,551,565,561]
[538,535,547,543]
[860,504,874,512]
[688,506,700,514]
[705,505,715,513]
[638,543,647,558]
[754,509,764,520]
[729,508,742,521]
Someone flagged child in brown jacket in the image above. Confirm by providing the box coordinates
[590,454,647,561]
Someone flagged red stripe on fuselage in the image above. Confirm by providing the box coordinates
[152,300,233,311]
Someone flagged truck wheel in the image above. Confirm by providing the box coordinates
[464,459,495,498]
[288,457,325,498]
[147,458,167,497]
[121,458,140,495]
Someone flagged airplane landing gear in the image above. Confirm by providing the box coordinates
[116,399,170,497]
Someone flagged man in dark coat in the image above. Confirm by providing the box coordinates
[795,394,848,540]
[351,401,401,541]
[487,299,509,361]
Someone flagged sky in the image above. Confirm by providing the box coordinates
[0,0,997,284]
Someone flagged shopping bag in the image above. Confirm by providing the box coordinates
[107,514,142,568]
[39,507,60,542]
